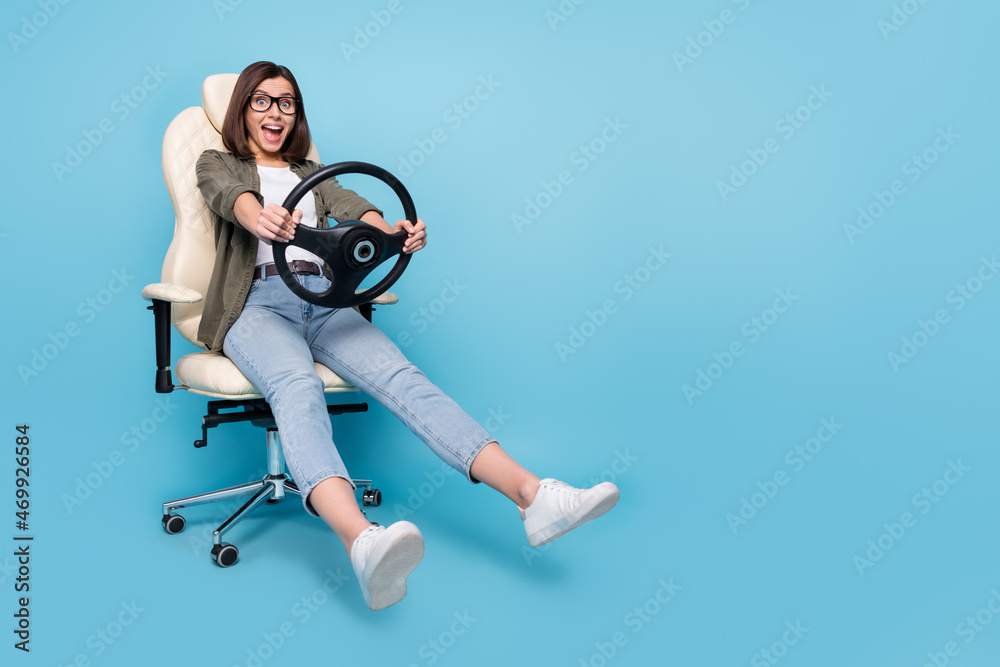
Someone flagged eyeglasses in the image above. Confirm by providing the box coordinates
[247,94,298,115]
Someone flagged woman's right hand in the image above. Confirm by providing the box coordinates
[255,203,300,244]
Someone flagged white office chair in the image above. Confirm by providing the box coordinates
[142,74,395,567]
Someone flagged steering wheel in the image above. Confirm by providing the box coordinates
[273,161,415,308]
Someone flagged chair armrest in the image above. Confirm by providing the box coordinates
[142,282,203,303]
[142,285,197,393]
[142,283,200,393]
[369,291,398,305]
[356,291,398,323]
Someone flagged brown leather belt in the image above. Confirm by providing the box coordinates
[253,260,331,281]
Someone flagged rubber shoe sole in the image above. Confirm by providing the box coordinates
[359,523,424,610]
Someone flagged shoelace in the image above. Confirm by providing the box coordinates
[353,524,382,556]
[540,480,582,508]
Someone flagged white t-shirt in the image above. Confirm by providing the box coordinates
[255,164,325,268]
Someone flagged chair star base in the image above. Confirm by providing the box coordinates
[161,426,380,568]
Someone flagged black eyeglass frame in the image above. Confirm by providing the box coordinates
[246,94,299,115]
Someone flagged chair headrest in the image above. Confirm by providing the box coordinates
[202,73,239,133]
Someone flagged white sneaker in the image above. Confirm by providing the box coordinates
[520,479,620,547]
[350,522,424,610]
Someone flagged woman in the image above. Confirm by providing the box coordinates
[195,61,619,611]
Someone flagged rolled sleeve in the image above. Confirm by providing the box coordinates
[196,149,263,223]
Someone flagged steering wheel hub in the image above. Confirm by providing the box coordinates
[272,162,416,308]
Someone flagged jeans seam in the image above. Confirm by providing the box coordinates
[309,340,465,464]
[463,435,495,482]
[226,333,282,414]
[298,469,356,516]
[228,333,337,513]
[226,330,305,480]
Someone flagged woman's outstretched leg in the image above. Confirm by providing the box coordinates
[468,441,540,507]
[309,477,423,611]
[306,302,618,550]
[308,477,376,551]
[469,442,620,547]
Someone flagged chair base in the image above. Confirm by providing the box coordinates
[161,427,379,567]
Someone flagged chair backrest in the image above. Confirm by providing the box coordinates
[160,74,319,346]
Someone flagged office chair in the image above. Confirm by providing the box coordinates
[142,73,395,568]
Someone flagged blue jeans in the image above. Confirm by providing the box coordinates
[223,273,494,516]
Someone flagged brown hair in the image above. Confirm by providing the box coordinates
[221,61,312,163]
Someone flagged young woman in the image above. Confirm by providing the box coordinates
[195,61,619,610]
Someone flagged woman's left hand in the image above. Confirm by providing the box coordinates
[396,217,427,254]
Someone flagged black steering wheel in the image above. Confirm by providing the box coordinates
[273,161,415,308]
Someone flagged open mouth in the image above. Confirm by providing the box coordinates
[261,124,284,144]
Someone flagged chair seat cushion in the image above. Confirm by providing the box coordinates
[175,351,355,399]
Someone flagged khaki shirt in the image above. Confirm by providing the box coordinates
[195,149,381,351]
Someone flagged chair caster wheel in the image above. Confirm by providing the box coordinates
[211,543,239,568]
[162,514,186,535]
[362,488,382,507]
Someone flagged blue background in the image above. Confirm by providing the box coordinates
[4,0,999,665]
